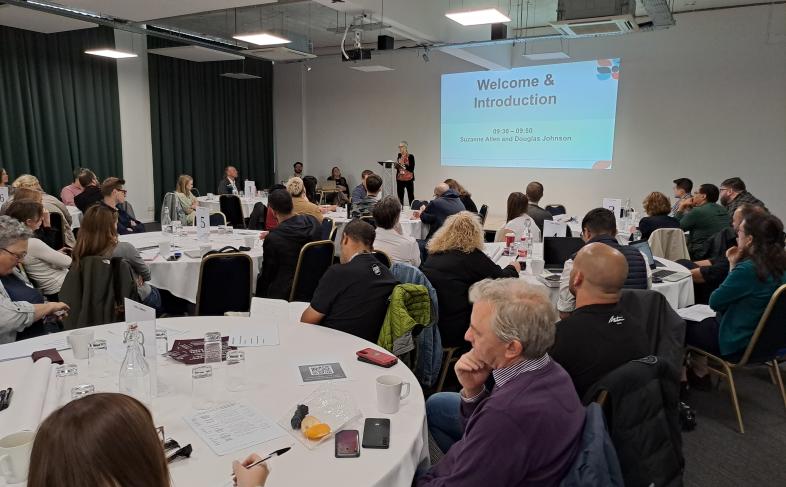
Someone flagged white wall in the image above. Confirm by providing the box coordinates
[115,30,156,222]
[274,5,786,222]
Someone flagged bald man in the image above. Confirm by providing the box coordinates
[550,243,650,399]
[415,182,465,239]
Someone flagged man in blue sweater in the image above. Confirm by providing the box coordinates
[419,278,584,487]
[414,183,465,240]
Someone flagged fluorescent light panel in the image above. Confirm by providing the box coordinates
[233,33,290,46]
[523,52,570,61]
[349,65,395,72]
[445,8,511,26]
[85,49,137,59]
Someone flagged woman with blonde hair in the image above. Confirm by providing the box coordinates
[443,178,478,213]
[631,191,681,241]
[421,211,520,347]
[174,175,198,225]
[10,174,76,247]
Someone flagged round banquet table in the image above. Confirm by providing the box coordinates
[324,208,426,249]
[198,195,267,219]
[118,229,264,303]
[0,313,428,487]
[485,242,695,310]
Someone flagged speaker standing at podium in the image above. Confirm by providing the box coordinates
[396,141,415,206]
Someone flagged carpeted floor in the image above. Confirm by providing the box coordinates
[683,364,786,487]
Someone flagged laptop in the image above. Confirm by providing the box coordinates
[543,237,585,272]
[321,180,337,190]
[628,241,689,281]
[628,241,667,270]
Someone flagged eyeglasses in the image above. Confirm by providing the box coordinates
[117,189,127,195]
[719,187,730,192]
[0,248,26,261]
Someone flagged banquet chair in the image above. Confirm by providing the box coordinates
[47,211,65,251]
[321,217,335,240]
[219,195,245,228]
[545,204,567,216]
[372,250,392,268]
[247,202,267,230]
[209,212,227,226]
[435,346,463,392]
[195,252,253,316]
[190,187,201,197]
[648,228,690,261]
[478,205,488,225]
[161,192,180,223]
[687,284,786,433]
[289,240,335,302]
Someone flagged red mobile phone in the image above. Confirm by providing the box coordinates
[335,429,360,458]
[356,348,398,368]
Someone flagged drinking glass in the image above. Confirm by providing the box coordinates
[88,339,110,378]
[156,329,169,356]
[55,364,79,404]
[225,350,246,392]
[71,384,95,400]
[192,365,215,410]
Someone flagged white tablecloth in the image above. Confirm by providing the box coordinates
[66,206,82,229]
[119,229,264,303]
[325,209,426,249]
[0,311,428,487]
[197,196,267,219]
[485,242,695,310]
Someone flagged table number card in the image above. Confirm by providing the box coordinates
[543,220,567,238]
[602,198,623,218]
[244,180,256,197]
[196,207,210,240]
[0,187,8,206]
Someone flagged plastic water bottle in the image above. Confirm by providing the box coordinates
[204,332,222,366]
[161,206,172,234]
[119,324,151,405]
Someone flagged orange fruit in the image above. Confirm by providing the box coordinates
[304,423,331,440]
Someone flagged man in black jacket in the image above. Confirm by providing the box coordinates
[415,183,465,239]
[558,208,651,317]
[525,181,553,233]
[73,170,102,213]
[216,166,239,195]
[255,189,320,299]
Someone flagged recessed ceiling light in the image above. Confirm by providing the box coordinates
[445,8,511,26]
[85,49,137,59]
[233,33,291,46]
[523,52,571,61]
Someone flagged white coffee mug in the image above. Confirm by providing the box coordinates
[158,240,171,256]
[530,259,545,276]
[67,329,95,360]
[0,431,35,484]
[243,235,256,248]
[376,375,411,414]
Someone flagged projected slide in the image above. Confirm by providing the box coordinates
[441,58,620,169]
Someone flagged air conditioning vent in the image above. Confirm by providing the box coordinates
[551,15,638,37]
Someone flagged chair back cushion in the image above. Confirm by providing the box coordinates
[248,202,267,230]
[320,217,334,240]
[290,241,334,302]
[196,253,252,315]
[546,204,567,216]
[219,195,245,228]
[746,285,786,363]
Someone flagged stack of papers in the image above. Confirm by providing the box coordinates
[676,304,716,322]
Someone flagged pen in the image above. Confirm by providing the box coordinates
[230,447,291,477]
[4,388,12,410]
[0,390,6,410]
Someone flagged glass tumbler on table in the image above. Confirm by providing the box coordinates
[71,384,95,400]
[225,350,246,392]
[192,365,215,410]
[88,339,110,378]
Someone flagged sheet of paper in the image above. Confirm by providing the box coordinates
[196,206,210,240]
[543,220,567,238]
[184,402,286,456]
[602,198,623,218]
[229,333,279,347]
[296,362,349,384]
[676,304,716,322]
[0,336,69,362]
[125,299,158,397]
[0,357,53,437]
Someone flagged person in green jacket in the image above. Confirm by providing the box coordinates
[686,212,786,385]
[675,183,730,260]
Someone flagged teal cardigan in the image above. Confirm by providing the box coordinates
[709,259,786,356]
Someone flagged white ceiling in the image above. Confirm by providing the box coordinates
[62,0,278,23]
[0,4,95,33]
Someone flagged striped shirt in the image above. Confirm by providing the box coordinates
[462,354,551,402]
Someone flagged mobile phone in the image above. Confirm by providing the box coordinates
[362,418,390,449]
[335,429,360,458]
[517,259,527,270]
[356,348,398,368]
